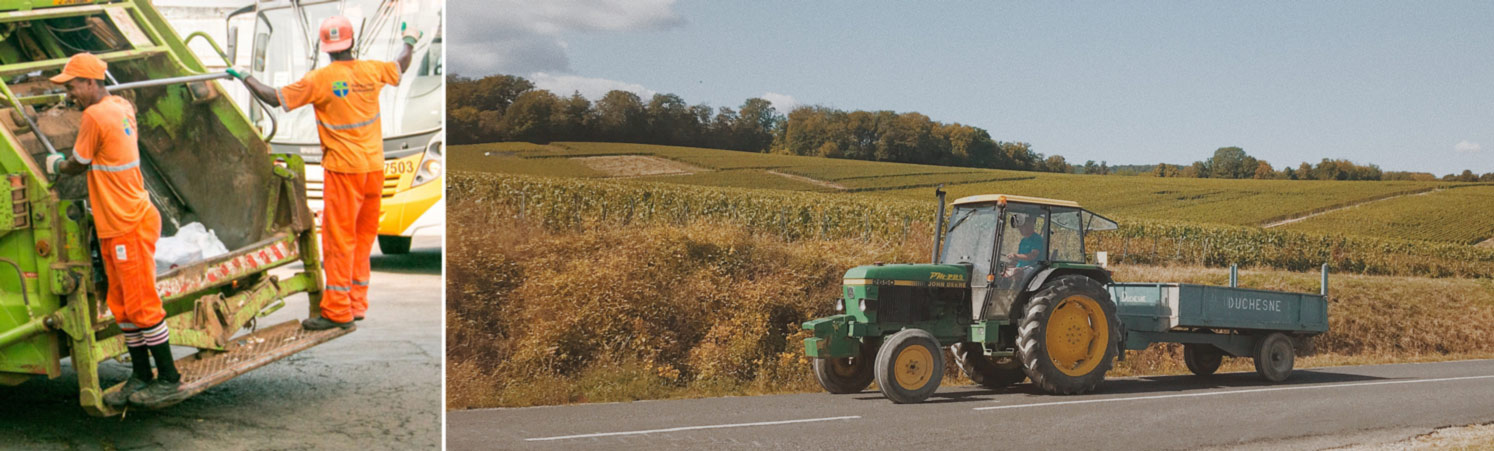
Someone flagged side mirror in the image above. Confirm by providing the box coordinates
[225,26,240,66]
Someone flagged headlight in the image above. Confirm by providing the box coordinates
[858,299,868,312]
[411,139,443,187]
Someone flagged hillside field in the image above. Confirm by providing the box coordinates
[453,141,1494,244]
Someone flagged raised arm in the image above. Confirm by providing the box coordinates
[228,68,282,108]
[396,22,421,73]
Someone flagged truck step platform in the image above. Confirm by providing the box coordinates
[104,320,354,409]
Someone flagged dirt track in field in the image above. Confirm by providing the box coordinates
[574,155,705,177]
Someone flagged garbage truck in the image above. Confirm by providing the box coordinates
[0,0,348,416]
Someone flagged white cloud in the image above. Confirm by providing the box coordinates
[450,0,684,76]
[529,72,657,100]
[761,92,800,113]
[1455,140,1481,153]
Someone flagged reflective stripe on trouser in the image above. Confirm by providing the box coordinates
[321,170,381,323]
[103,207,164,328]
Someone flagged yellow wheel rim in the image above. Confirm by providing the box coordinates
[893,345,934,390]
[1044,295,1109,377]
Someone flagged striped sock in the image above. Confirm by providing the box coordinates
[141,322,170,347]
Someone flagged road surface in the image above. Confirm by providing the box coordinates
[0,236,442,450]
[449,359,1494,450]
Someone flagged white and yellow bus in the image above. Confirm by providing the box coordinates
[232,0,443,253]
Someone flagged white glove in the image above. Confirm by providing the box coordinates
[45,154,64,176]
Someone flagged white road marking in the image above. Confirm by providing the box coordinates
[974,374,1494,411]
[525,415,862,441]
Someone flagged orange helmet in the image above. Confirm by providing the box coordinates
[319,15,354,53]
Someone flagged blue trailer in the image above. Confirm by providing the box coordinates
[1111,264,1330,381]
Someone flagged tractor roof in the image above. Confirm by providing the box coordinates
[951,194,1080,208]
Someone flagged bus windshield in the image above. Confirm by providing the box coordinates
[251,0,444,151]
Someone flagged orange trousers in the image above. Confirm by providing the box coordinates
[102,207,164,330]
[321,170,382,323]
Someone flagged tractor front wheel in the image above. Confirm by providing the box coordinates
[812,340,878,394]
[952,342,1026,389]
[1253,332,1295,382]
[1017,275,1120,395]
[874,329,944,403]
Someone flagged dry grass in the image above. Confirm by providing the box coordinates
[1333,422,1494,450]
[447,202,1494,410]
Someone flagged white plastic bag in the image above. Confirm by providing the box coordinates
[154,222,230,273]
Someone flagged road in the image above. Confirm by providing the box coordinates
[0,235,442,450]
[449,359,1494,450]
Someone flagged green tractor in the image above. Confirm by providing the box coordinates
[803,189,1121,403]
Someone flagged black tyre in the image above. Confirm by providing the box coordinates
[1253,332,1295,382]
[952,342,1026,389]
[1183,344,1224,376]
[812,340,878,394]
[874,329,944,404]
[1016,275,1121,395]
[378,235,412,254]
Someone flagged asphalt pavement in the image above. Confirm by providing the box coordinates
[449,358,1494,450]
[0,235,443,450]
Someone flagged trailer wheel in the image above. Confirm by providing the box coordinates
[1183,343,1224,376]
[1017,275,1120,395]
[952,342,1026,389]
[812,340,878,394]
[874,329,944,403]
[1253,332,1295,382]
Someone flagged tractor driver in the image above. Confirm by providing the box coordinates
[228,16,420,330]
[1010,214,1045,268]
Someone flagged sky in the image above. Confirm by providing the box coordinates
[451,1,1493,175]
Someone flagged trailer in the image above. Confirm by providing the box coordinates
[0,0,345,416]
[1112,264,1329,381]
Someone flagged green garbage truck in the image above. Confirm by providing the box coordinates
[0,0,347,416]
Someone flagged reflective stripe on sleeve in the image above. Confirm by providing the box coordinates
[91,160,139,172]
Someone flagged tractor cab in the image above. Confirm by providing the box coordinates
[939,195,1117,321]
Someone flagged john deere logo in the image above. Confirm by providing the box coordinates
[122,117,133,136]
[332,81,349,97]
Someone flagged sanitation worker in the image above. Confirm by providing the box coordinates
[45,53,185,408]
[228,16,419,330]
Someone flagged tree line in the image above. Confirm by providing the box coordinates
[448,74,1071,172]
[450,74,1491,182]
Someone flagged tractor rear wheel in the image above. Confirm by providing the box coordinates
[1017,275,1120,395]
[952,342,1026,389]
[874,329,944,404]
[1253,332,1295,382]
[812,340,878,394]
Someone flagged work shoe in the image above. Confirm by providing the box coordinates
[129,379,189,409]
[354,315,365,322]
[301,316,354,330]
[103,376,151,408]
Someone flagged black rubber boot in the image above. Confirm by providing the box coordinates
[129,342,188,409]
[147,341,181,384]
[302,316,354,330]
[103,376,150,408]
[127,344,154,381]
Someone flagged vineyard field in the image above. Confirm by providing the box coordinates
[1278,185,1494,244]
[451,141,1491,244]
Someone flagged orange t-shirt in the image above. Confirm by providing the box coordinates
[73,95,154,238]
[277,60,401,173]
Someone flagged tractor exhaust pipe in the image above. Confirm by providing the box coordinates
[932,184,946,263]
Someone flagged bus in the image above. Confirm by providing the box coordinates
[231,0,443,254]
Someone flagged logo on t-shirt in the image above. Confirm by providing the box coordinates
[332,81,350,98]
[122,117,133,136]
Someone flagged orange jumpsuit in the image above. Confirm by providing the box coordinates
[74,95,165,331]
[278,60,401,323]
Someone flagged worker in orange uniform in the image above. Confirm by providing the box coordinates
[229,16,419,330]
[45,53,185,408]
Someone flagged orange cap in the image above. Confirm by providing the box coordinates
[50,53,107,84]
[319,15,354,53]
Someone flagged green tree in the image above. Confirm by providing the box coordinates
[594,90,647,142]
